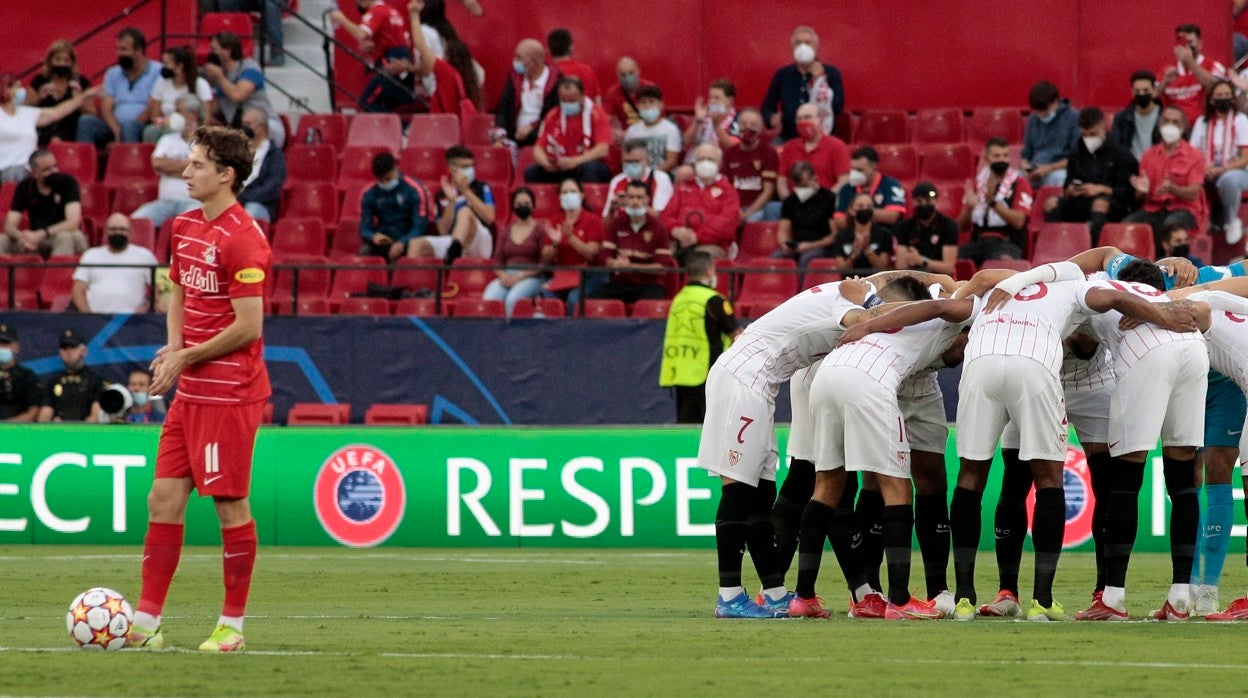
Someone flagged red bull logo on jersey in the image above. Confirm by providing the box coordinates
[179,266,219,293]
[314,444,407,547]
[1026,446,1094,548]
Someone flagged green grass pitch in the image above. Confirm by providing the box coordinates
[1,546,1246,696]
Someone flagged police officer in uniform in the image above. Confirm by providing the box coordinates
[660,251,740,423]
[0,323,41,422]
[38,329,104,423]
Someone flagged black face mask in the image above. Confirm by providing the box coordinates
[50,65,72,78]
[914,203,936,220]
[205,53,222,66]
[241,126,256,141]
[118,55,135,71]
[356,2,368,14]
[1133,93,1154,109]
[854,209,874,225]
[513,205,533,220]
[107,234,128,251]
[160,66,174,80]
[1171,243,1190,258]
[989,161,1010,176]
[1214,98,1234,114]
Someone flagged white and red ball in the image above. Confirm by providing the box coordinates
[66,587,133,651]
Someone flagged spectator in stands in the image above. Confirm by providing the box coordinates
[663,144,740,260]
[1189,80,1248,243]
[833,145,906,230]
[444,40,483,111]
[397,8,469,115]
[28,40,94,146]
[495,38,559,147]
[358,151,432,261]
[75,28,161,148]
[603,56,655,142]
[1158,217,1201,265]
[483,187,551,318]
[604,139,674,219]
[131,94,202,227]
[773,161,836,268]
[0,150,86,257]
[683,79,740,162]
[72,212,159,314]
[100,369,166,424]
[776,103,850,206]
[1111,69,1163,160]
[526,77,612,184]
[547,28,598,101]
[415,0,453,59]
[1021,80,1079,188]
[1122,106,1208,241]
[722,108,779,223]
[892,182,958,274]
[237,108,285,223]
[202,31,285,147]
[140,45,213,143]
[202,0,286,66]
[0,73,96,183]
[1043,107,1138,244]
[831,192,893,271]
[412,145,494,262]
[0,323,40,423]
[1160,23,1227,127]
[761,26,845,142]
[623,85,681,173]
[594,179,672,302]
[38,329,104,424]
[544,177,605,312]
[957,137,1033,264]
[330,0,416,112]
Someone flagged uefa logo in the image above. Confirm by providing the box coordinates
[313,444,406,547]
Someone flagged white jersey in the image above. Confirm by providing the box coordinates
[828,297,979,391]
[966,280,1094,376]
[898,366,941,399]
[1196,297,1248,394]
[1085,279,1202,375]
[719,282,863,398]
[1060,322,1116,393]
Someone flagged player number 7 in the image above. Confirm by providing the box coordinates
[737,416,754,444]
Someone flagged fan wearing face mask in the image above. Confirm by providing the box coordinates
[1122,106,1209,241]
[830,192,894,273]
[721,108,779,223]
[0,323,40,423]
[662,143,741,261]
[623,85,682,173]
[30,40,94,146]
[1043,107,1139,245]
[74,27,162,148]
[1020,80,1080,188]
[525,76,613,185]
[761,25,845,143]
[1187,80,1248,245]
[833,146,906,232]
[956,138,1032,265]
[773,160,837,272]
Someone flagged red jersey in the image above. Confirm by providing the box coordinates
[536,101,611,159]
[779,134,850,191]
[1160,54,1227,126]
[603,78,657,128]
[415,59,466,115]
[554,58,600,100]
[603,211,672,285]
[722,142,779,208]
[546,212,604,266]
[361,1,412,62]
[660,174,741,249]
[1137,140,1207,225]
[169,203,272,405]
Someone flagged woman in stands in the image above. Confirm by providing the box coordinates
[543,177,605,315]
[141,45,214,143]
[1189,79,1248,245]
[27,40,95,146]
[483,187,553,318]
[0,72,96,182]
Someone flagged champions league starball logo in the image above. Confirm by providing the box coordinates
[313,445,406,547]
[1026,446,1095,548]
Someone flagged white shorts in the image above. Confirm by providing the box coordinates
[785,360,820,463]
[696,364,778,486]
[1002,386,1111,449]
[810,365,911,478]
[900,390,948,455]
[421,220,493,259]
[1108,340,1209,456]
[957,355,1068,462]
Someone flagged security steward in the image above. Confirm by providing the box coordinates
[659,251,740,423]
[0,323,40,422]
[38,328,104,423]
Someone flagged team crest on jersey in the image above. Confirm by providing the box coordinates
[202,244,217,265]
[1026,446,1094,548]
[727,449,741,467]
[313,444,406,547]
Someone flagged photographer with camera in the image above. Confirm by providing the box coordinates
[98,369,165,424]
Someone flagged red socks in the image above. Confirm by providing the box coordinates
[137,522,185,618]
[221,520,258,618]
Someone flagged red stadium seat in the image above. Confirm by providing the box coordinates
[527,184,561,220]
[580,298,627,318]
[294,114,349,151]
[272,217,328,258]
[346,113,403,149]
[736,258,798,306]
[391,257,442,294]
[338,296,392,315]
[330,217,363,259]
[801,257,842,289]
[954,258,977,281]
[286,402,350,425]
[102,143,156,190]
[78,181,109,242]
[1031,223,1091,265]
[1190,233,1213,264]
[582,184,609,215]
[364,403,430,425]
[876,144,918,183]
[739,222,780,260]
[0,255,44,305]
[282,182,339,228]
[1030,185,1064,228]
[154,219,175,263]
[734,299,783,319]
[197,13,254,64]
[407,113,461,147]
[968,108,1024,149]
[337,145,395,192]
[112,181,158,217]
[1098,223,1155,260]
[394,297,441,316]
[982,259,1033,271]
[447,298,505,317]
[284,143,338,189]
[472,145,512,183]
[511,297,566,318]
[338,181,372,220]
[129,218,156,252]
[0,181,16,212]
[41,255,79,308]
[400,145,447,181]
[936,184,965,220]
[48,141,97,183]
[269,255,332,307]
[329,256,388,302]
[856,109,910,145]
[711,258,734,298]
[913,108,965,145]
[919,143,975,184]
[462,112,496,146]
[629,299,671,318]
[287,297,333,315]
[444,257,495,298]
[516,147,536,185]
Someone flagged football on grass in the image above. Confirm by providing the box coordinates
[67,587,133,650]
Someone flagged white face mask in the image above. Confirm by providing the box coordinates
[794,186,816,202]
[1159,123,1183,144]
[847,169,867,187]
[793,42,816,64]
[168,111,186,134]
[560,192,583,211]
[694,159,719,180]
[1082,135,1104,153]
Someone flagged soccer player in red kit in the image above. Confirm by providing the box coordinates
[126,125,272,653]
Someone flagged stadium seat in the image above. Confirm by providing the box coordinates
[113,181,159,218]
[284,143,338,189]
[913,108,965,145]
[0,254,43,308]
[196,13,254,64]
[293,296,333,315]
[391,257,442,295]
[629,299,671,318]
[580,298,627,318]
[394,297,441,316]
[968,107,1024,149]
[1031,223,1091,265]
[400,145,447,181]
[77,181,109,242]
[462,112,495,146]
[736,258,798,306]
[270,255,332,307]
[1098,223,1155,259]
[1190,233,1213,264]
[447,298,505,317]
[856,109,910,145]
[936,183,965,220]
[282,182,339,228]
[338,181,372,221]
[364,403,430,425]
[336,145,396,192]
[712,258,734,298]
[48,141,97,183]
[102,143,156,191]
[511,297,566,318]
[339,296,392,315]
[444,257,495,299]
[272,217,328,258]
[41,255,79,308]
[734,299,783,319]
[286,402,351,425]
[582,184,609,214]
[346,113,403,149]
[954,258,977,281]
[516,147,536,185]
[982,259,1033,271]
[1030,185,1064,228]
[919,143,975,184]
[0,181,16,212]
[129,218,156,252]
[330,217,363,259]
[485,179,510,221]
[876,144,918,182]
[528,184,561,219]
[329,256,388,302]
[472,145,512,183]
[738,222,780,260]
[801,257,842,289]
[407,113,461,147]
[294,113,349,151]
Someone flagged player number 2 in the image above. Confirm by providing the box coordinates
[736,416,754,444]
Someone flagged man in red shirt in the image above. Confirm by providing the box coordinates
[662,143,741,260]
[525,76,612,184]
[547,28,599,101]
[778,103,850,202]
[594,179,673,302]
[1160,23,1227,126]
[603,56,656,142]
[330,0,416,112]
[722,107,779,223]
[127,125,272,654]
[1122,105,1208,236]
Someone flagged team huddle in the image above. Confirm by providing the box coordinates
[697,245,1248,621]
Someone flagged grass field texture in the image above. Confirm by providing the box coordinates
[1,546,1246,696]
